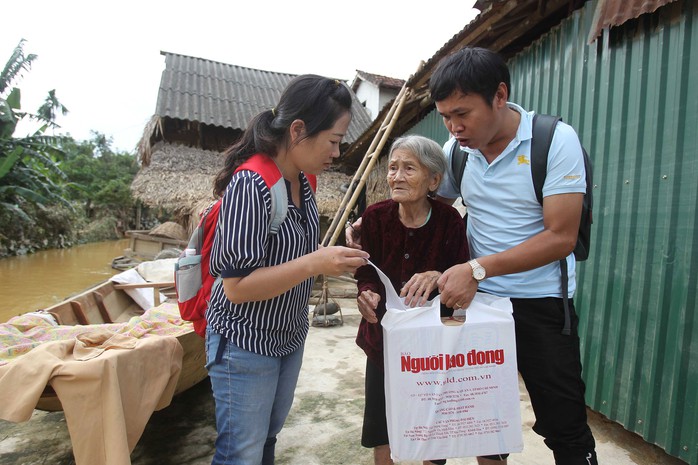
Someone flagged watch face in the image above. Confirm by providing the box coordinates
[473,266,486,281]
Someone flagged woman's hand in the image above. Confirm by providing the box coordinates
[311,245,369,276]
[345,217,363,250]
[400,271,442,307]
[357,290,381,323]
[222,246,368,304]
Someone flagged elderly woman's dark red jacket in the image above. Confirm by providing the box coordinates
[355,197,469,369]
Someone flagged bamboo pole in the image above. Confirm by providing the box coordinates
[325,86,411,247]
[313,78,413,325]
[321,83,410,247]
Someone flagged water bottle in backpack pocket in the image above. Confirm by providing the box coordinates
[176,248,203,303]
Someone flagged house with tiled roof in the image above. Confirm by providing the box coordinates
[350,70,405,120]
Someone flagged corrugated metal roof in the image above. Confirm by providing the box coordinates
[588,0,678,41]
[156,52,371,143]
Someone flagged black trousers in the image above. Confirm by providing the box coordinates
[511,297,598,465]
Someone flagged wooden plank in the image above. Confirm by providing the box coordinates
[113,282,175,308]
[92,291,113,324]
[70,301,89,325]
[112,282,175,290]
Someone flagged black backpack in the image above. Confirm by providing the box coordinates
[449,114,593,334]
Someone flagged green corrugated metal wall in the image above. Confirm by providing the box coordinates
[406,110,451,143]
[507,1,697,462]
[408,1,697,462]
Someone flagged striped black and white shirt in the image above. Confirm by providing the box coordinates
[207,168,318,357]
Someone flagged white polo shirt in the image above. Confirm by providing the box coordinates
[437,103,586,298]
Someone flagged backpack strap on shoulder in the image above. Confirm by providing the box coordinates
[530,114,561,205]
[531,114,572,336]
[448,138,468,206]
[236,154,288,235]
[267,183,287,234]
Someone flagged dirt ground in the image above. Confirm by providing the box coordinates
[0,288,688,465]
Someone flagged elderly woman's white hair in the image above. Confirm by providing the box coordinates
[388,135,447,191]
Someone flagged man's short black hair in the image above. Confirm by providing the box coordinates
[429,47,511,105]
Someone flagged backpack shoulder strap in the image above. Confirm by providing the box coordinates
[531,114,574,336]
[530,114,562,205]
[185,199,220,253]
[235,154,287,234]
[449,138,468,200]
[203,200,223,290]
[306,173,317,192]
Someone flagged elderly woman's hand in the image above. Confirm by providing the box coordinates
[357,290,381,323]
[400,271,442,307]
[345,217,363,250]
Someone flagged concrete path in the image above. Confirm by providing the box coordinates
[0,295,687,465]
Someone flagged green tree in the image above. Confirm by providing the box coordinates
[60,132,139,223]
[0,39,71,222]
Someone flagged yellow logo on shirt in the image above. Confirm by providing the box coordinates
[517,155,530,165]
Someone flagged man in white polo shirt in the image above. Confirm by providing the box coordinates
[432,47,598,465]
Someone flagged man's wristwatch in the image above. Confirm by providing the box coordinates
[468,259,486,282]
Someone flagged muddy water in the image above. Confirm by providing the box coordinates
[0,239,129,323]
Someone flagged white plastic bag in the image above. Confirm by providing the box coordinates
[374,263,523,461]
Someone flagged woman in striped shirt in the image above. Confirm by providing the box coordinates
[206,75,369,465]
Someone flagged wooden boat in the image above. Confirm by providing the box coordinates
[124,229,188,261]
[32,279,207,411]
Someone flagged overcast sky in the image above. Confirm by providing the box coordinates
[2,0,479,153]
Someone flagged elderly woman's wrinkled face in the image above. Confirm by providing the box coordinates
[387,148,439,204]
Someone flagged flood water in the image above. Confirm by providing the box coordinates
[0,239,129,323]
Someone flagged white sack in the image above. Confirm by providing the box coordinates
[136,258,176,283]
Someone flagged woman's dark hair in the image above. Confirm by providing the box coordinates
[213,74,352,197]
[429,47,511,105]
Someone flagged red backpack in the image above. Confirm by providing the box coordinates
[174,154,316,337]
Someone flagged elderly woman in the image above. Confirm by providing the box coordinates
[354,135,469,465]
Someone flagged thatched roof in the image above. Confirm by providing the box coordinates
[149,221,188,241]
[131,141,353,230]
[314,170,353,218]
[131,142,221,214]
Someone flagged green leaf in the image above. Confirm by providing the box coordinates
[12,185,50,205]
[0,39,36,97]
[0,147,22,178]
[0,98,18,138]
[6,87,21,110]
[0,201,33,223]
